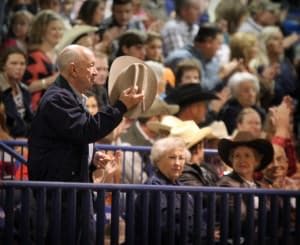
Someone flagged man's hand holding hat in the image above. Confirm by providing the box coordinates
[119,86,144,110]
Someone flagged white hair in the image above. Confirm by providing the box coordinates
[150,136,191,166]
[228,72,260,95]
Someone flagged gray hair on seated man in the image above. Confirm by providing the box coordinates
[150,136,191,167]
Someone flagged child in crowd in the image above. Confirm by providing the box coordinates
[174,58,202,87]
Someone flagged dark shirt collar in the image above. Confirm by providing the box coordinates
[155,169,181,185]
[55,75,85,108]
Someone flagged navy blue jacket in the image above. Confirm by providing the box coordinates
[28,75,127,182]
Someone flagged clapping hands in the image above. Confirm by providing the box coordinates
[92,150,122,183]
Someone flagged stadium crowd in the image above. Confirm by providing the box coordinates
[0,0,300,244]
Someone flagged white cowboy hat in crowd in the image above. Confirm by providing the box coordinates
[170,121,212,149]
[147,115,184,135]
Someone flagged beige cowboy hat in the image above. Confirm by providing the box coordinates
[206,121,229,139]
[139,97,179,118]
[146,115,184,135]
[56,25,98,52]
[170,121,212,149]
[108,56,157,118]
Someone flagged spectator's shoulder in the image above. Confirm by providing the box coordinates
[39,85,76,110]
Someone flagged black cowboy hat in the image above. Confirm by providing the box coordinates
[164,83,219,108]
[218,131,274,171]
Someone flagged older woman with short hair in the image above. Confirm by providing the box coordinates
[218,71,265,134]
[149,136,190,184]
[22,10,64,111]
[135,136,207,245]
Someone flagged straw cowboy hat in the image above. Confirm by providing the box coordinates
[207,121,229,139]
[170,121,212,149]
[218,131,274,171]
[108,56,157,118]
[139,97,179,118]
[56,25,98,52]
[146,115,184,134]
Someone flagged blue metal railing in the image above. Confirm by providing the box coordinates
[0,140,218,183]
[0,181,299,245]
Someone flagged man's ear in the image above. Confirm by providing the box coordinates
[69,62,77,77]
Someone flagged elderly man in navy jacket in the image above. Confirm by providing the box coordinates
[28,45,144,244]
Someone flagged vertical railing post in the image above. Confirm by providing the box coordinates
[269,194,279,245]
[51,188,62,245]
[66,189,76,244]
[233,193,242,245]
[257,195,267,245]
[167,191,176,245]
[193,191,203,245]
[96,189,105,245]
[207,192,216,245]
[111,190,120,245]
[4,187,14,244]
[245,193,254,245]
[36,187,46,244]
[282,196,291,243]
[20,187,30,245]
[125,190,135,245]
[219,193,229,245]
[180,192,188,245]
[153,190,162,245]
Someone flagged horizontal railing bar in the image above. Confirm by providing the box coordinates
[1,180,299,196]
[0,140,219,155]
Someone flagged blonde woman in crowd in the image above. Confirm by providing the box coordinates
[229,32,259,73]
[23,10,64,111]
